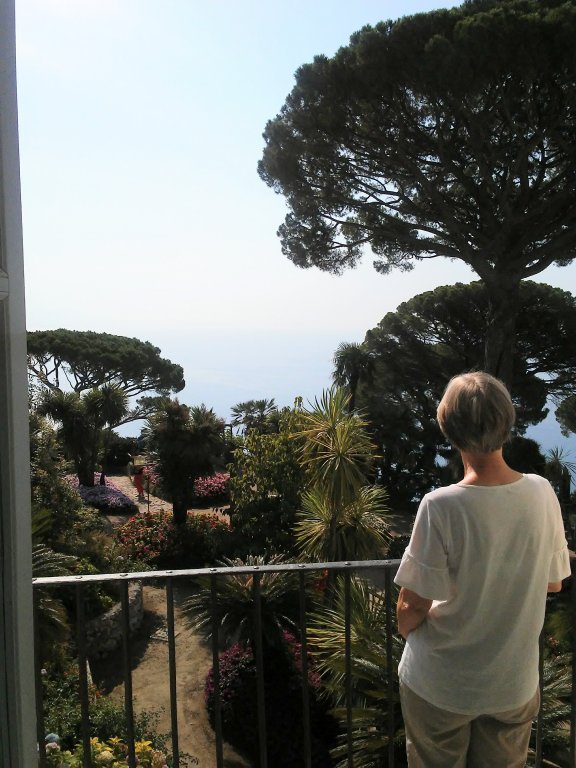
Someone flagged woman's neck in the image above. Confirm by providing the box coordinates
[459,448,523,486]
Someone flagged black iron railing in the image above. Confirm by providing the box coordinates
[33,559,576,768]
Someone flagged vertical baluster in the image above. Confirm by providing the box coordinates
[253,571,268,768]
[33,587,47,767]
[210,574,224,768]
[299,570,312,768]
[166,578,179,767]
[535,631,544,768]
[120,580,136,768]
[344,569,353,768]
[76,582,92,768]
[385,568,395,767]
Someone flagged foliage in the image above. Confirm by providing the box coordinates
[41,665,169,754]
[332,342,374,412]
[293,388,381,566]
[32,510,77,665]
[355,281,571,511]
[193,472,230,505]
[115,510,231,568]
[296,485,391,563]
[259,0,576,382]
[28,328,184,400]
[66,475,138,515]
[183,555,299,650]
[102,432,139,469]
[37,386,129,486]
[307,577,406,767]
[296,388,376,511]
[44,737,170,767]
[230,398,279,434]
[528,648,572,765]
[31,467,85,546]
[555,395,576,437]
[204,634,337,768]
[145,400,226,524]
[228,406,306,555]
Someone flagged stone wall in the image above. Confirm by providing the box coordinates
[85,581,143,659]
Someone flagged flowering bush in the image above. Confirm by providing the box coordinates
[66,476,138,515]
[204,633,336,767]
[193,472,230,504]
[44,736,169,767]
[115,510,232,567]
[143,463,161,492]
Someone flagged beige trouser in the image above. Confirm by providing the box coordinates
[400,682,540,768]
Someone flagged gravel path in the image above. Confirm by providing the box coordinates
[93,476,245,768]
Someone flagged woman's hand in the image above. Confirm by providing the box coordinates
[397,587,433,639]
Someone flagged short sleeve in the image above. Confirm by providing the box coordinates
[547,487,572,582]
[394,496,453,601]
[549,547,571,582]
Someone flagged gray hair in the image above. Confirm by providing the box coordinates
[437,372,515,453]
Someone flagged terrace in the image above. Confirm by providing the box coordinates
[33,558,576,768]
[2,3,576,767]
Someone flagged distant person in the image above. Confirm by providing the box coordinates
[395,372,571,767]
[133,465,145,499]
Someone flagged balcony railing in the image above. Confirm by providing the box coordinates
[33,559,576,768]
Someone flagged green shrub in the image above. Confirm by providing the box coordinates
[41,665,166,753]
[59,559,117,621]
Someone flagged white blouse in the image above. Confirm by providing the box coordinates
[395,474,571,715]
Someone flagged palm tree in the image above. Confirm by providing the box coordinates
[96,384,129,481]
[545,447,575,504]
[333,342,374,412]
[297,388,376,508]
[231,398,278,434]
[37,386,128,486]
[294,388,381,565]
[296,485,391,563]
[182,554,299,651]
[146,400,226,524]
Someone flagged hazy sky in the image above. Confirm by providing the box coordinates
[14,0,576,449]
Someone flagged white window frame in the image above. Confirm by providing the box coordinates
[0,0,37,764]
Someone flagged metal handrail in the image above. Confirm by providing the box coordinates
[33,559,574,768]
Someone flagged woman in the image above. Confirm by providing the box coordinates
[395,372,571,767]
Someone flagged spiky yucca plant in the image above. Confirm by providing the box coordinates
[295,388,376,509]
[296,485,391,563]
[307,576,405,767]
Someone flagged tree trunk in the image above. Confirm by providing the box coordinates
[172,495,188,525]
[77,461,95,487]
[483,277,521,388]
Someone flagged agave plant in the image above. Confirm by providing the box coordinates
[182,554,300,651]
[307,576,405,767]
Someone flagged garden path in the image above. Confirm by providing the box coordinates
[102,473,231,525]
[92,477,246,768]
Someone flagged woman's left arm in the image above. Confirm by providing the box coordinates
[397,587,433,639]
